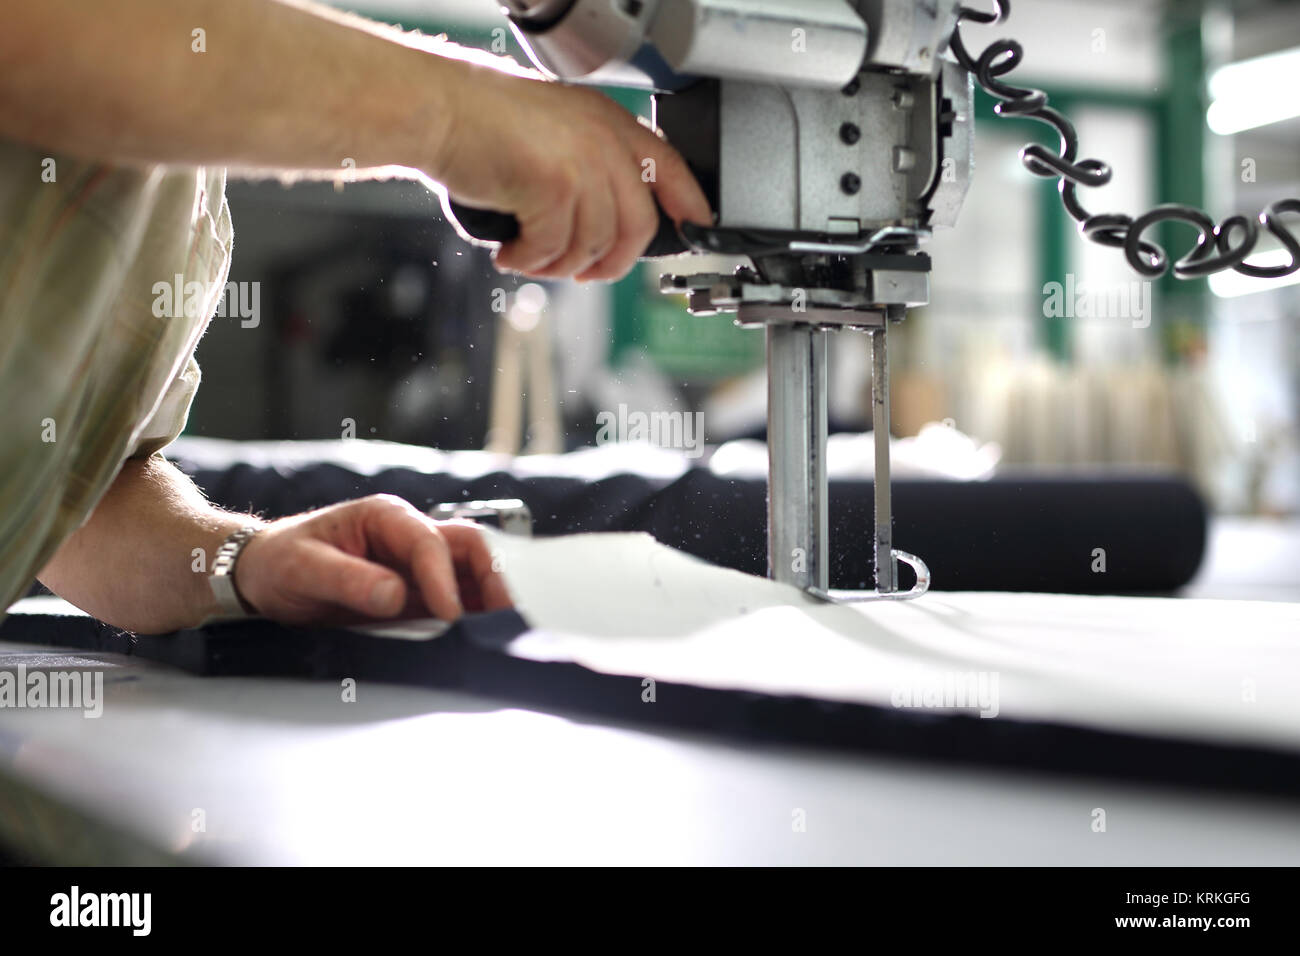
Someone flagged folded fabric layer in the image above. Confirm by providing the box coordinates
[487,530,1300,754]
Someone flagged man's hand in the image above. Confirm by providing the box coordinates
[40,460,514,634]
[428,64,713,282]
[235,495,513,626]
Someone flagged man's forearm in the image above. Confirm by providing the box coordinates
[38,457,257,633]
[0,0,713,280]
[0,0,468,178]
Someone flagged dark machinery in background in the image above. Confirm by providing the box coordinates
[193,187,507,450]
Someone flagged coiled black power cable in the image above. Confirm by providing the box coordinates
[950,0,1300,280]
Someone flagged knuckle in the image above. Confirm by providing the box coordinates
[547,162,581,198]
[367,493,411,512]
[414,533,448,567]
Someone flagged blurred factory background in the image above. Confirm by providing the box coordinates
[186,0,1300,517]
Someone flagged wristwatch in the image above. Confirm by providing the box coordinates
[206,524,262,622]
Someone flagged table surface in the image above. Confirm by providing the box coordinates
[1181,517,1300,603]
[2,517,1299,865]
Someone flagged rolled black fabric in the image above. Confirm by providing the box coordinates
[172,456,1207,594]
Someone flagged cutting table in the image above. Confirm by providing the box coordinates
[2,629,1299,866]
[2,518,1299,866]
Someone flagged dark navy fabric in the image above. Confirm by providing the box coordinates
[171,457,1207,594]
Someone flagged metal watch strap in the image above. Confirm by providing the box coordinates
[206,525,262,622]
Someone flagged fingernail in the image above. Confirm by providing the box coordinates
[370,579,402,614]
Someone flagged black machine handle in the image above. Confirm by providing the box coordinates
[446,198,692,259]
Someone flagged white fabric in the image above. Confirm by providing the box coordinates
[167,435,694,482]
[484,530,1300,752]
[710,422,1002,480]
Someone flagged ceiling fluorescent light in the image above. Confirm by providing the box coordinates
[1207,46,1300,135]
